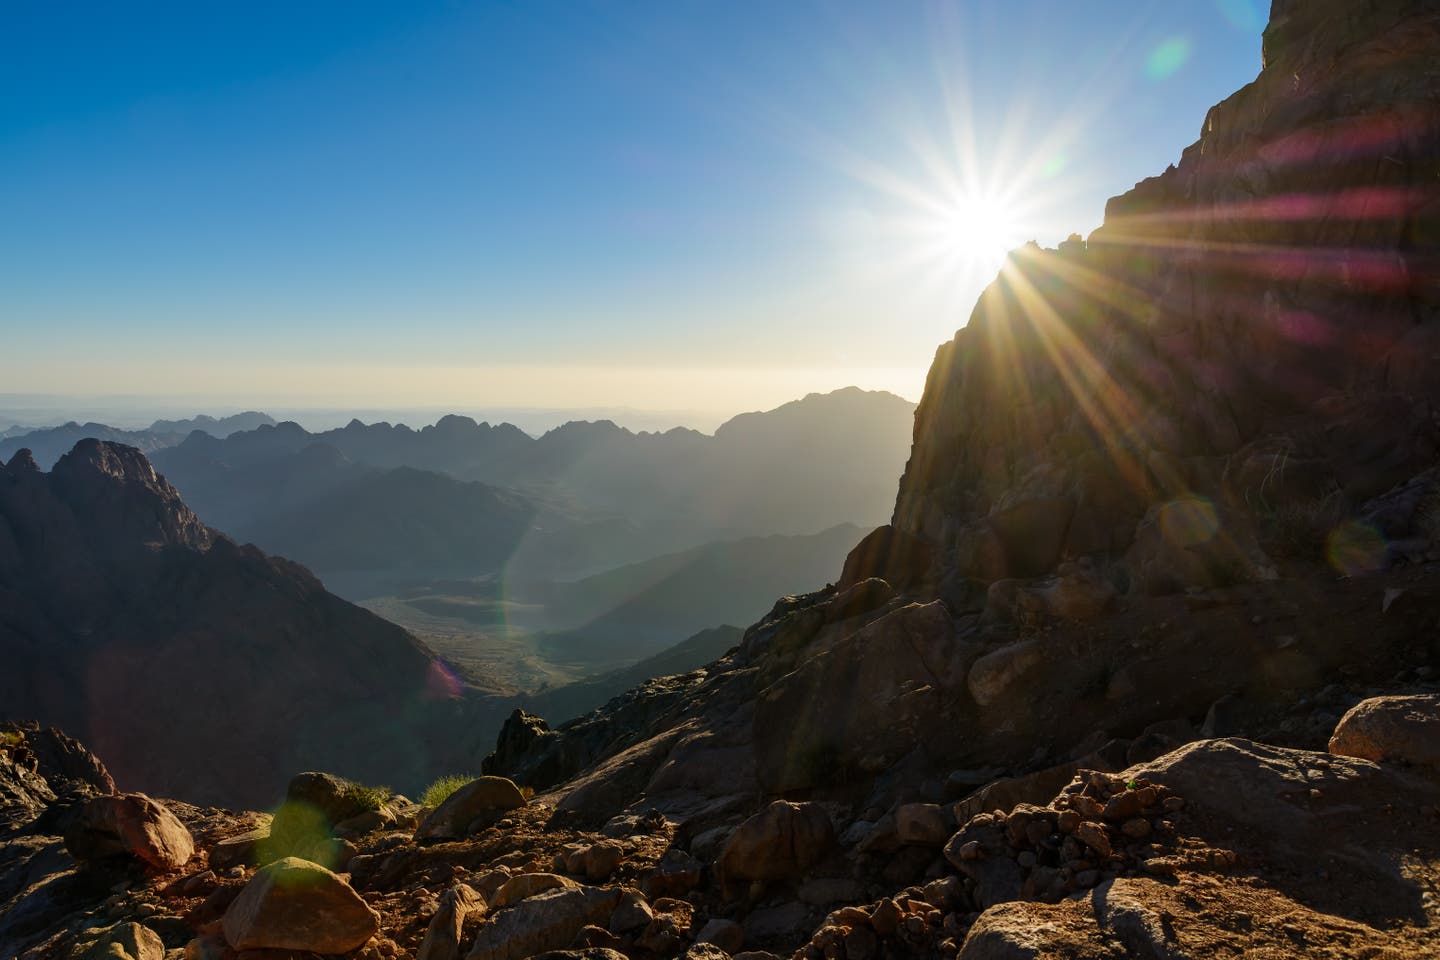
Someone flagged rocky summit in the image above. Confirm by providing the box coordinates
[3,1,1440,959]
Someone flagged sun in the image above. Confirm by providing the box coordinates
[939,192,1027,273]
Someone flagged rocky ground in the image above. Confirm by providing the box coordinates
[2,690,1437,960]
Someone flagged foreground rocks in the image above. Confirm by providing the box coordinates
[417,776,529,841]
[1328,693,1440,768]
[64,793,195,872]
[222,856,382,952]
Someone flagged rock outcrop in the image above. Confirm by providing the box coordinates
[887,0,1440,594]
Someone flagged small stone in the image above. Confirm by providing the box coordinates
[696,918,745,954]
[1120,818,1151,840]
[584,840,625,881]
[608,891,653,934]
[1073,822,1111,858]
[870,899,903,937]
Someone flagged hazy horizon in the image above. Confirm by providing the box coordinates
[2,2,1265,412]
[0,380,916,437]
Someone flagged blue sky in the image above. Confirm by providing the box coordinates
[0,1,1268,419]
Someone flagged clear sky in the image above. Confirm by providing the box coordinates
[0,1,1269,421]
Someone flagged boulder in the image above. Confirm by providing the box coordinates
[415,776,527,840]
[466,886,623,960]
[584,839,625,880]
[491,873,580,909]
[418,882,485,960]
[967,639,1047,708]
[284,771,374,827]
[221,856,380,953]
[717,800,835,885]
[608,890,654,933]
[696,918,746,954]
[894,803,953,846]
[65,793,195,871]
[81,922,165,960]
[1328,694,1440,768]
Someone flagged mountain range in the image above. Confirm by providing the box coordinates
[151,387,916,576]
[0,411,276,470]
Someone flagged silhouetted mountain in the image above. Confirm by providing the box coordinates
[153,442,642,581]
[0,440,496,807]
[0,423,186,470]
[156,388,916,562]
[147,410,275,435]
[0,412,277,470]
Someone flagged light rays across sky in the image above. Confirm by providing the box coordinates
[0,1,1267,423]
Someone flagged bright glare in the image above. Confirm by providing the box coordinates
[941,193,1027,273]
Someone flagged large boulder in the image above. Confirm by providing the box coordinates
[415,776,527,840]
[64,793,194,871]
[283,771,377,827]
[221,856,380,953]
[490,873,580,908]
[1328,694,1440,768]
[80,922,165,960]
[717,800,834,885]
[466,886,623,960]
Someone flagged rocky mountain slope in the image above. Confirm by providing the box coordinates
[2,697,1436,959]
[0,440,500,809]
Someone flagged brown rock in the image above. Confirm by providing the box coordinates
[584,840,625,881]
[1329,694,1440,768]
[418,883,485,960]
[221,857,379,953]
[65,793,195,871]
[696,918,746,954]
[82,921,165,960]
[870,899,904,937]
[895,803,953,846]
[491,873,580,909]
[608,890,653,934]
[1072,822,1111,859]
[415,777,526,841]
[717,800,834,885]
[467,887,623,960]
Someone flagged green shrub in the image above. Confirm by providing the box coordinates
[420,774,474,808]
[340,781,391,812]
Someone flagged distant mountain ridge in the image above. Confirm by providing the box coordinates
[0,411,277,469]
[154,388,917,573]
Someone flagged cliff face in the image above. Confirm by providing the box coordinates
[0,441,489,808]
[889,0,1440,591]
[477,0,1440,848]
